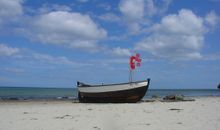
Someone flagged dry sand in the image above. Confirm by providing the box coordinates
[0,97,220,130]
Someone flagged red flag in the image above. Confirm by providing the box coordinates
[130,53,141,70]
[135,53,141,66]
[130,56,136,70]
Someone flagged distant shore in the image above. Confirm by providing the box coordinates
[0,97,219,130]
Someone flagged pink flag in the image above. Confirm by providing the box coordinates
[130,53,141,70]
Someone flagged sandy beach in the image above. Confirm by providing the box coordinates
[0,97,219,130]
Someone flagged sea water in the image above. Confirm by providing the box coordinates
[0,87,220,100]
[0,87,77,100]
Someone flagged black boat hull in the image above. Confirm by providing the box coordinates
[77,79,150,103]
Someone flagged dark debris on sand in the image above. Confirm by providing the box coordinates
[141,95,195,102]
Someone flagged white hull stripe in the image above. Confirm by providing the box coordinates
[78,81,148,93]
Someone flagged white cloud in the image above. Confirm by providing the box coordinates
[0,44,20,56]
[153,9,205,35]
[157,0,173,14]
[69,41,102,52]
[31,53,92,67]
[119,0,145,34]
[33,53,75,65]
[145,0,157,16]
[0,43,92,67]
[136,9,206,61]
[37,4,72,14]
[119,0,145,22]
[0,0,23,25]
[205,11,220,27]
[22,11,107,52]
[111,47,131,57]
[119,0,173,34]
[145,0,173,16]
[99,13,121,23]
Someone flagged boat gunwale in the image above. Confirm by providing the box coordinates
[77,79,149,88]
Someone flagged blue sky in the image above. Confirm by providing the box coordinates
[0,0,220,89]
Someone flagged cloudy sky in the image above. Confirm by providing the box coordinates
[0,0,219,88]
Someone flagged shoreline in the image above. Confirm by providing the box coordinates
[0,95,219,103]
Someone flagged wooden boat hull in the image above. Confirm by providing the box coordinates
[77,79,150,103]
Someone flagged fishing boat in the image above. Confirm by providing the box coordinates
[77,53,150,103]
[77,79,150,103]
